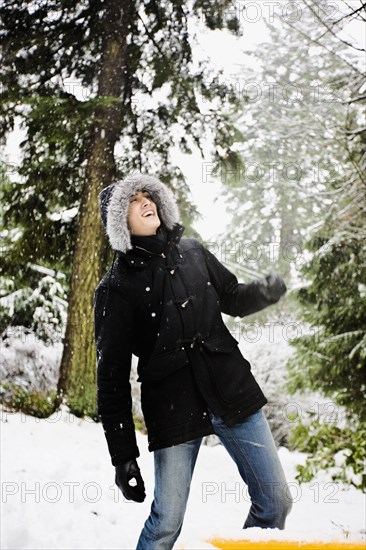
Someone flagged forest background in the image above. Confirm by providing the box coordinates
[0,0,365,493]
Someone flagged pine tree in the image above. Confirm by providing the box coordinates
[208,4,363,281]
[286,141,366,489]
[282,0,366,489]
[0,0,244,416]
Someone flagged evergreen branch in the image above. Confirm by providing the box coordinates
[345,125,366,135]
[342,93,366,104]
[338,0,366,23]
[307,349,332,362]
[28,263,66,280]
[324,330,365,342]
[246,70,365,187]
[349,338,366,360]
[281,17,364,77]
[136,10,177,86]
[303,0,366,53]
[333,3,366,25]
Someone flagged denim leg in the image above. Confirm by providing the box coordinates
[209,408,292,529]
[136,437,202,550]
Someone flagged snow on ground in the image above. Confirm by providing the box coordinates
[1,406,365,550]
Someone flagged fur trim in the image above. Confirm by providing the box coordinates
[99,172,180,253]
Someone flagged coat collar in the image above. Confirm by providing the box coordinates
[119,223,185,268]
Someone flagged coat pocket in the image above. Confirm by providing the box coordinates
[201,334,239,353]
[137,347,189,382]
[201,334,253,405]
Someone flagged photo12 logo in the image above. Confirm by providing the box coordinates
[199,1,340,24]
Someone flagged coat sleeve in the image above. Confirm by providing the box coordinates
[93,285,139,466]
[201,245,286,317]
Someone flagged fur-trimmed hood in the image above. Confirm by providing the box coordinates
[99,172,180,253]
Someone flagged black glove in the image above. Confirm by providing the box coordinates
[115,459,146,503]
[258,272,287,303]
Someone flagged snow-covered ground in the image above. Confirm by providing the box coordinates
[1,405,365,550]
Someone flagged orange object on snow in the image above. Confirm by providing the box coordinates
[207,539,366,550]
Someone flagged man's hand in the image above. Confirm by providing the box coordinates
[115,459,146,502]
[259,272,287,303]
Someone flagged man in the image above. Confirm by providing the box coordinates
[94,172,292,550]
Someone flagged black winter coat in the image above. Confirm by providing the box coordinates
[94,223,285,466]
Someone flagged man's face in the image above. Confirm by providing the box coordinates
[128,190,161,236]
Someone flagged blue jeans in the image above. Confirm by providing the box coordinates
[136,408,292,550]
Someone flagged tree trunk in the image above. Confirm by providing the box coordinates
[55,0,133,416]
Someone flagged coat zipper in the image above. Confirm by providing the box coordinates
[134,245,166,258]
